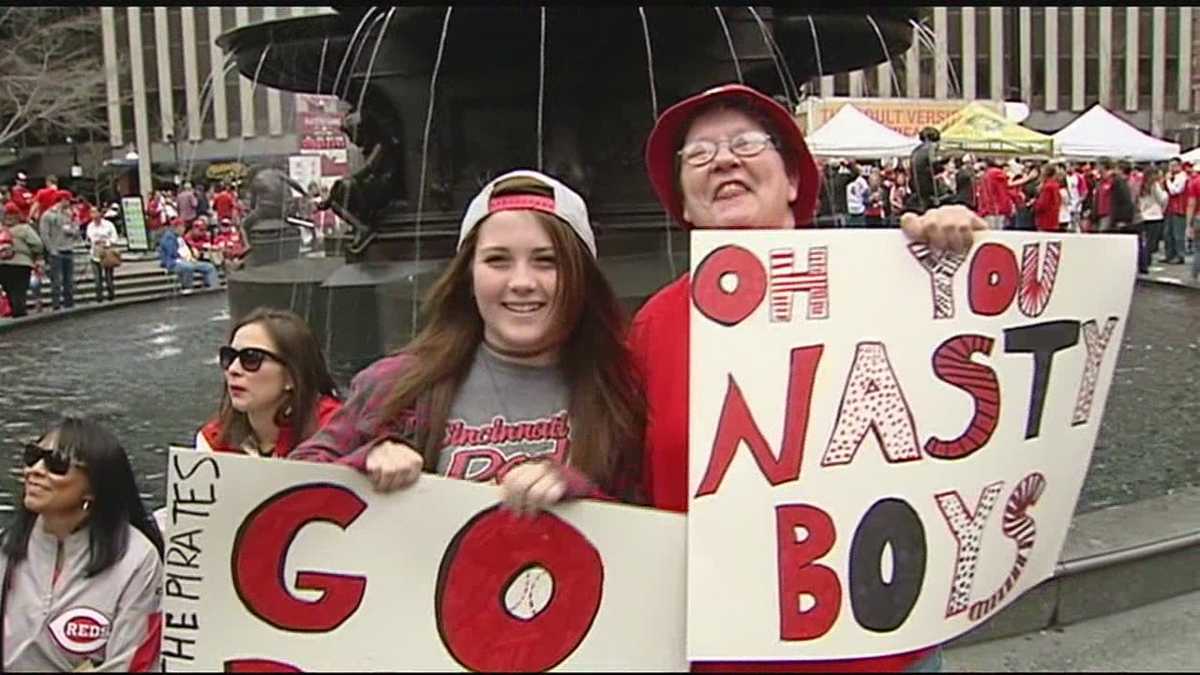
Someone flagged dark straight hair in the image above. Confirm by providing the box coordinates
[2,417,164,576]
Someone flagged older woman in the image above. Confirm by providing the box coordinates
[630,83,987,673]
[1,416,163,671]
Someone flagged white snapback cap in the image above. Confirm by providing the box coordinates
[458,169,596,258]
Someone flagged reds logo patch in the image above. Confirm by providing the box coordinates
[48,607,111,654]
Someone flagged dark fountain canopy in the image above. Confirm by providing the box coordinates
[215,7,918,374]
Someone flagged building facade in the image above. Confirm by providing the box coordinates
[817,7,1199,144]
[98,7,330,194]
[76,6,1200,198]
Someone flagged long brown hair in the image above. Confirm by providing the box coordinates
[384,184,645,499]
[216,307,340,451]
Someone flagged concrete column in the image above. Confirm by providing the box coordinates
[990,7,1004,100]
[100,8,123,148]
[1020,7,1033,102]
[236,7,255,138]
[1098,7,1112,108]
[934,7,949,99]
[820,75,834,98]
[1152,7,1166,136]
[153,8,175,142]
[1045,8,1059,112]
[126,8,152,199]
[849,70,864,97]
[1126,8,1139,112]
[1180,7,1193,112]
[263,6,284,135]
[1073,7,1086,111]
[907,26,920,97]
[877,62,893,98]
[208,8,229,140]
[181,8,202,141]
[963,8,977,99]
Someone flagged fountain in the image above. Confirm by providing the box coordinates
[215,7,918,374]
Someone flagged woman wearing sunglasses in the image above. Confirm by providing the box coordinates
[195,307,342,457]
[1,416,164,671]
[291,170,645,513]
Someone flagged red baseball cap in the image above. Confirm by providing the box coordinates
[644,83,820,228]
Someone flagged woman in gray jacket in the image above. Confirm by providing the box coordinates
[0,205,45,318]
[1,416,164,672]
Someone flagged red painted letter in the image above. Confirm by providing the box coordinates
[924,334,1000,460]
[232,484,367,632]
[776,504,842,640]
[695,345,823,497]
[437,506,603,672]
[692,244,767,326]
[768,246,829,322]
[968,243,1018,316]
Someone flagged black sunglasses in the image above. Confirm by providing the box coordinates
[22,443,83,476]
[219,346,284,373]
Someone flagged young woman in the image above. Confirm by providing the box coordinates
[291,169,645,512]
[87,208,120,303]
[196,307,342,457]
[1,416,164,671]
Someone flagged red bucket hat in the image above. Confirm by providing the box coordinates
[644,83,820,228]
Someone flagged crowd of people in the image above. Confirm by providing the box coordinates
[0,177,265,318]
[2,84,988,672]
[816,134,1199,280]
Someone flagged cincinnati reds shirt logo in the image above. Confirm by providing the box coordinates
[48,607,112,655]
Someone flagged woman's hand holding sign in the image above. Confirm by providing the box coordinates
[364,439,423,492]
[500,460,568,517]
[900,204,990,255]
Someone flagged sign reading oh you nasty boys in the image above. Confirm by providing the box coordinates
[687,230,1135,660]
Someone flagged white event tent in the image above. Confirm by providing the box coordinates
[1179,146,1200,163]
[1052,105,1181,161]
[805,104,921,159]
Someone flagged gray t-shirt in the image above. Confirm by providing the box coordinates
[435,345,571,482]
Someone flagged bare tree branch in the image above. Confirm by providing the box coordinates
[0,8,116,148]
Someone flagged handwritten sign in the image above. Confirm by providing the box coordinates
[161,450,687,671]
[687,230,1135,660]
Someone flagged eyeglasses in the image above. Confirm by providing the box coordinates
[219,346,284,373]
[22,443,84,476]
[678,131,777,167]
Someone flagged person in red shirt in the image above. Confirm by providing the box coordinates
[1163,158,1189,263]
[30,174,60,222]
[629,83,989,673]
[196,307,343,457]
[1032,164,1063,232]
[211,183,240,224]
[211,217,248,269]
[183,218,213,259]
[1185,164,1200,280]
[9,172,35,221]
[976,157,1014,229]
[1092,159,1115,232]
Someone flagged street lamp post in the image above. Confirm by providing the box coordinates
[67,136,82,178]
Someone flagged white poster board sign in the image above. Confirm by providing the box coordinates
[287,155,322,196]
[687,230,1135,660]
[162,450,686,671]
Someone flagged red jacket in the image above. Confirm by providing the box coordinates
[1033,178,1063,232]
[1187,174,1200,216]
[627,274,933,673]
[977,167,1014,217]
[199,394,343,457]
[1167,171,1190,216]
[212,191,239,221]
[1095,177,1113,217]
[33,186,60,219]
[9,186,34,220]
